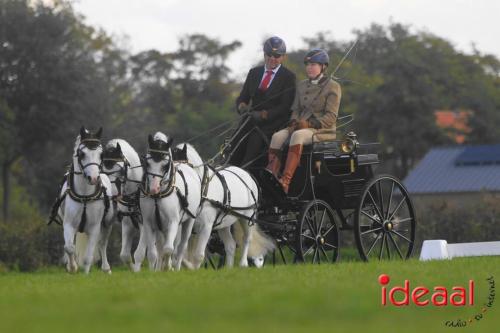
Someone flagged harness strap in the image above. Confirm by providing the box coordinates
[133,190,142,228]
[201,165,259,227]
[154,198,163,232]
[219,169,258,225]
[176,169,197,219]
[223,168,258,209]
[78,202,87,233]
[101,188,110,227]
[201,164,210,197]
[207,165,230,228]
[47,191,67,226]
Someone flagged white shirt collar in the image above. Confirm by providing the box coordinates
[310,74,324,85]
[264,64,281,74]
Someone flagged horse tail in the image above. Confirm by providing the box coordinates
[75,232,88,267]
[233,222,275,261]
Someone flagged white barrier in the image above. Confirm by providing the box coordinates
[420,239,500,261]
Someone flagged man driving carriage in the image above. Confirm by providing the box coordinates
[228,36,296,168]
[266,49,342,193]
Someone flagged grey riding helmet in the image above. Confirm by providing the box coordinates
[304,48,329,66]
[263,36,286,56]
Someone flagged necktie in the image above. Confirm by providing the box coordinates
[259,70,274,91]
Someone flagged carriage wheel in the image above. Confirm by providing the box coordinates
[354,174,416,261]
[297,200,340,264]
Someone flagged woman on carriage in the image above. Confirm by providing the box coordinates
[266,48,342,193]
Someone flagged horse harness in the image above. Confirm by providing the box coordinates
[140,151,197,232]
[48,139,110,232]
[101,152,143,229]
[200,164,258,228]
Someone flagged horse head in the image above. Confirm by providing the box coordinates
[75,126,103,185]
[102,142,126,195]
[144,132,174,195]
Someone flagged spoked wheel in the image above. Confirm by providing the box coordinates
[354,174,416,261]
[297,200,340,264]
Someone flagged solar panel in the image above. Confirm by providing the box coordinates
[455,145,500,166]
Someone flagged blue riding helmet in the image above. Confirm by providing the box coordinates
[263,36,286,56]
[304,48,329,66]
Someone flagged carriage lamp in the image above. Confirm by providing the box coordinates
[340,131,359,154]
[340,138,355,154]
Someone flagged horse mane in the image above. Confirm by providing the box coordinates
[181,143,204,167]
[177,143,204,182]
[73,135,82,155]
[107,139,141,167]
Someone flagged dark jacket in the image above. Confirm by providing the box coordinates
[236,65,296,135]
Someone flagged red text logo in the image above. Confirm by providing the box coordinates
[379,274,474,306]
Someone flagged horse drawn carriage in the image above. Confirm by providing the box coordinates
[51,119,416,273]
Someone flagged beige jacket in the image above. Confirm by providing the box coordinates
[290,76,341,141]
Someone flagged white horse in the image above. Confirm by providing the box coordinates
[102,139,147,270]
[179,143,275,269]
[58,127,114,274]
[135,132,201,271]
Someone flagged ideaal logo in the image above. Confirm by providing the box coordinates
[378,274,495,328]
[378,274,474,306]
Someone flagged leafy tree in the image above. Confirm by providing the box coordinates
[0,0,125,217]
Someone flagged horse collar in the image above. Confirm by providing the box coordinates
[67,164,105,202]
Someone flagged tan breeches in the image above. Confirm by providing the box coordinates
[269,128,317,149]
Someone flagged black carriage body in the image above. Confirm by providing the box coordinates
[252,137,416,264]
[288,141,380,209]
[256,140,380,210]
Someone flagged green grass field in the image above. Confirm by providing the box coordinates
[0,257,499,333]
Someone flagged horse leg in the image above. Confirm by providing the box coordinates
[238,218,252,267]
[99,222,113,274]
[161,222,178,271]
[218,226,236,268]
[172,226,183,269]
[174,218,195,271]
[191,219,213,269]
[120,218,135,269]
[143,221,158,271]
[132,224,146,272]
[155,231,168,271]
[82,225,100,274]
[63,223,78,273]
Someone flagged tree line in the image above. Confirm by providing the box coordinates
[1,0,499,222]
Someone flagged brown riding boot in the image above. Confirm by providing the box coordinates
[266,148,282,178]
[279,144,303,193]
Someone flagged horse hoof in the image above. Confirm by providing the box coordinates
[163,246,174,256]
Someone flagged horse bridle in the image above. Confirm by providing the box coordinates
[102,153,144,197]
[102,156,128,194]
[142,148,174,190]
[74,139,103,176]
